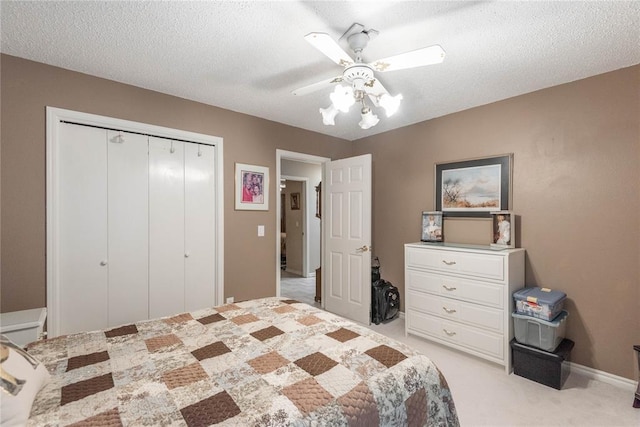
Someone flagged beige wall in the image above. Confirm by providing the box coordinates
[2,53,638,380]
[0,54,351,311]
[352,65,640,380]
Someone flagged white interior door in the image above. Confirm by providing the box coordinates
[107,130,149,327]
[58,123,108,335]
[184,143,216,311]
[323,154,372,324]
[149,137,185,318]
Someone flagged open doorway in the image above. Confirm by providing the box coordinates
[276,150,329,306]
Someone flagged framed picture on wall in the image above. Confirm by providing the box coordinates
[435,154,513,218]
[235,163,269,211]
[290,192,300,210]
[421,211,444,242]
[490,211,515,248]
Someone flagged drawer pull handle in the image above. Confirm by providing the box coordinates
[442,285,457,291]
[442,307,457,314]
[443,329,457,336]
[442,260,456,266]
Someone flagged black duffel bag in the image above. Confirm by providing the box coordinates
[371,279,400,325]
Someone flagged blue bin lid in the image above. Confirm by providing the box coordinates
[513,287,566,306]
[512,310,569,326]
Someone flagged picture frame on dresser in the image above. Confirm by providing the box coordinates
[421,211,443,242]
[435,154,513,218]
[490,211,515,248]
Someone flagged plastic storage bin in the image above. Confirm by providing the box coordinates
[512,310,568,352]
[511,338,574,389]
[513,287,566,321]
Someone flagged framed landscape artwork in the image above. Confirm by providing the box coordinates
[435,154,513,218]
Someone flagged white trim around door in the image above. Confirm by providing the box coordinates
[275,150,330,302]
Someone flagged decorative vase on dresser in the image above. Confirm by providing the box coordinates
[404,243,525,373]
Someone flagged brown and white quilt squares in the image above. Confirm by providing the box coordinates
[162,362,208,390]
[281,377,333,415]
[26,297,459,427]
[326,327,361,343]
[294,352,338,377]
[180,391,241,426]
[104,324,138,339]
[191,341,231,361]
[66,350,110,371]
[251,325,284,342]
[248,351,290,375]
[145,333,182,353]
[61,373,115,406]
[196,312,226,325]
[365,344,408,368]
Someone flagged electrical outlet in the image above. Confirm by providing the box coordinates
[226,297,234,304]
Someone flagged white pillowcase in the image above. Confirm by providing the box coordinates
[0,335,50,427]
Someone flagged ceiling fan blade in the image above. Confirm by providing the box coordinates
[370,45,446,72]
[292,75,343,96]
[304,32,354,67]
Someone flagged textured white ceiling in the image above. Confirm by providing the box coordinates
[2,1,639,141]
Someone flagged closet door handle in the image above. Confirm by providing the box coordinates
[184,252,190,258]
[100,260,108,266]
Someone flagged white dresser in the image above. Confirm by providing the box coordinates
[404,243,525,373]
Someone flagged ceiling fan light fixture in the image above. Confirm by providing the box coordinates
[379,93,403,117]
[329,85,355,112]
[319,104,339,126]
[359,107,379,130]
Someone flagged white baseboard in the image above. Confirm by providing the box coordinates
[567,361,638,392]
[397,311,637,392]
[285,268,302,276]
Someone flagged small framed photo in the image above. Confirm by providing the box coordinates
[421,211,444,242]
[490,211,515,248]
[290,192,300,210]
[235,163,269,211]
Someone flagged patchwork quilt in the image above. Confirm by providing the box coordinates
[27,298,458,426]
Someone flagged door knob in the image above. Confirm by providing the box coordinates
[100,260,108,266]
[185,253,190,258]
[356,245,370,253]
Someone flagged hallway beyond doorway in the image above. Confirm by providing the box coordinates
[280,270,320,308]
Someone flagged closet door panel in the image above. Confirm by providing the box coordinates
[149,138,185,318]
[184,144,216,311]
[58,123,108,335]
[107,131,149,326]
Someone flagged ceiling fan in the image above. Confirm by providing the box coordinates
[292,23,446,129]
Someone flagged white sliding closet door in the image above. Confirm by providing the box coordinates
[184,144,216,311]
[58,123,108,335]
[107,130,149,327]
[149,137,185,318]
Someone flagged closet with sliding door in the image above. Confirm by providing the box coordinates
[48,108,222,337]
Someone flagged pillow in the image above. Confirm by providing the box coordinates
[0,335,50,426]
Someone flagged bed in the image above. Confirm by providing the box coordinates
[9,297,458,426]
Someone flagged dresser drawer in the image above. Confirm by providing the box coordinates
[406,269,503,309]
[406,309,504,360]
[406,291,503,333]
[406,246,504,281]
